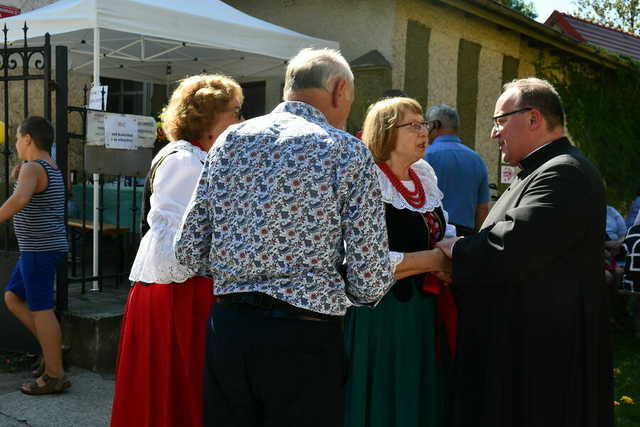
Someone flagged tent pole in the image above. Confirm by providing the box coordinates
[91,26,100,292]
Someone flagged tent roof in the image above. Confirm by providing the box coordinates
[1,0,338,83]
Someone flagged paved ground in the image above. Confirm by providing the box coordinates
[0,367,114,427]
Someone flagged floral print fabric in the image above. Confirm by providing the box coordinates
[175,101,394,315]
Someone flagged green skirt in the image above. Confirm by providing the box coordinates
[344,285,446,427]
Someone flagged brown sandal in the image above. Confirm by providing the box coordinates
[31,356,45,378]
[20,374,71,395]
[31,345,71,378]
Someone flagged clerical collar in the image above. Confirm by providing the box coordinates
[518,137,571,177]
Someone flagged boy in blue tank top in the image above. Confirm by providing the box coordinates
[2,116,70,395]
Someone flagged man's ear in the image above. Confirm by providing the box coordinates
[528,109,542,130]
[331,78,347,108]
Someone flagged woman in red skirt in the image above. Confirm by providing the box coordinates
[110,74,244,427]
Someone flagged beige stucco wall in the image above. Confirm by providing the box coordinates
[225,0,396,65]
[426,29,458,108]
[394,0,586,186]
[394,0,528,184]
[476,48,504,175]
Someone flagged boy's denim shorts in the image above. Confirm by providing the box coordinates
[5,251,66,311]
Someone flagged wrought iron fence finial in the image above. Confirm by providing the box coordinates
[22,22,28,48]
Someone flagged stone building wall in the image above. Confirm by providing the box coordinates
[224,0,396,66]
[228,0,574,188]
[394,0,526,187]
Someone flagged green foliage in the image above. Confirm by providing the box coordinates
[614,332,640,426]
[497,0,538,19]
[539,58,640,209]
[574,0,639,35]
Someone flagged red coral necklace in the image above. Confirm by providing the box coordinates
[378,162,426,208]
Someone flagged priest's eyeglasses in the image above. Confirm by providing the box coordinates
[492,107,532,130]
[396,121,429,132]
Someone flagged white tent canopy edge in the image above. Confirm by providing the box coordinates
[0,0,339,83]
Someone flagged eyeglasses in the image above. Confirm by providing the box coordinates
[492,107,532,130]
[396,121,428,132]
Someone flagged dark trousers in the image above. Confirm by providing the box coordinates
[203,302,345,427]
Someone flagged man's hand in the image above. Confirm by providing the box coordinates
[394,248,451,280]
[433,271,452,284]
[435,237,461,259]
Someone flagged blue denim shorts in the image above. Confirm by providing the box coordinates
[5,251,65,311]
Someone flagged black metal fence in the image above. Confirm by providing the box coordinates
[65,90,142,300]
[0,24,143,312]
[0,24,52,250]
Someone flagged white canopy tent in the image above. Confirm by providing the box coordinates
[1,0,338,83]
[2,0,337,289]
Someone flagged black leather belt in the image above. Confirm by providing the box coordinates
[217,292,340,322]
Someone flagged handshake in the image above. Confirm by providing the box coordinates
[394,237,460,284]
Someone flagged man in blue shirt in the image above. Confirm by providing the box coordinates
[424,104,490,235]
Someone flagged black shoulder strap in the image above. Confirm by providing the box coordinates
[140,150,178,235]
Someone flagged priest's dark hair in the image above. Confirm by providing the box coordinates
[503,77,565,131]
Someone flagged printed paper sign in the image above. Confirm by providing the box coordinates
[104,115,138,150]
[89,86,109,110]
[86,111,156,149]
[500,165,518,184]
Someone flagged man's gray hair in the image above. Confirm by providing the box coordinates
[283,48,354,99]
[426,104,459,131]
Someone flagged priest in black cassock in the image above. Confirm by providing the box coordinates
[437,78,613,427]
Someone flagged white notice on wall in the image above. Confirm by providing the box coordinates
[500,165,518,184]
[88,86,108,110]
[104,115,138,150]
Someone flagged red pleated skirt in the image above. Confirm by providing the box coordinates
[110,276,216,427]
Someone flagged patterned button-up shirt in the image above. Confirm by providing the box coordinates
[174,101,394,315]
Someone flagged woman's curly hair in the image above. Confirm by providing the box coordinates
[161,74,243,142]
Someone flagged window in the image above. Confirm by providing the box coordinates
[240,81,266,119]
[102,77,152,116]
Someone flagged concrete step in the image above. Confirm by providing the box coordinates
[61,286,128,374]
[0,250,129,375]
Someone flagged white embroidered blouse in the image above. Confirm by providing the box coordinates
[129,141,207,284]
[377,159,457,267]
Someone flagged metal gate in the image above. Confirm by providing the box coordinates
[0,24,142,314]
[0,24,53,249]
[0,24,66,351]
[64,91,142,306]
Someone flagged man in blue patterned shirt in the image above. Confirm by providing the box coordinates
[175,48,450,426]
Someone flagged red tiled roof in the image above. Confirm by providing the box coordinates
[544,11,640,61]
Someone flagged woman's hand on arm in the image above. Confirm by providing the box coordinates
[394,248,451,281]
